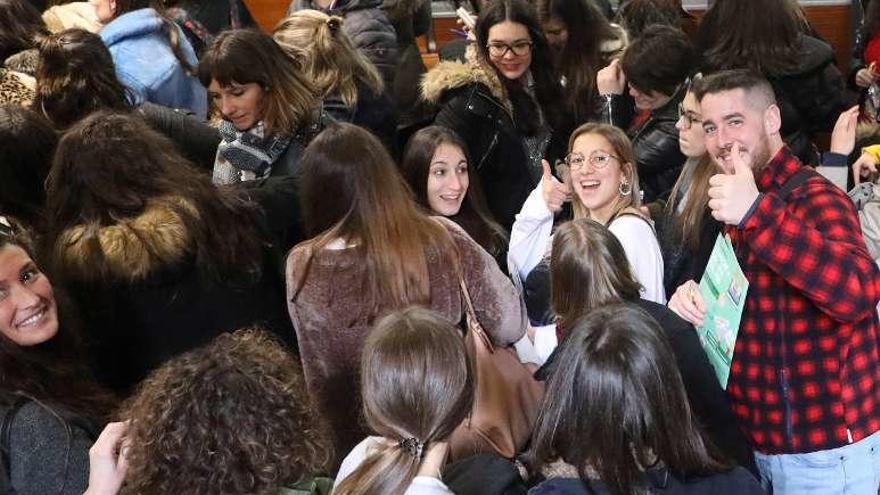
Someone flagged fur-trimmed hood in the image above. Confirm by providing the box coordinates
[421,60,509,110]
[55,197,196,282]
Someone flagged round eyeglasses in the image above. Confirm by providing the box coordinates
[560,151,621,171]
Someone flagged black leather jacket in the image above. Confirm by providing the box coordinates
[434,82,539,231]
[599,88,686,203]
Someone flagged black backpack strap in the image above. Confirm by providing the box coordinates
[777,167,816,199]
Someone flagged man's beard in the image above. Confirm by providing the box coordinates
[750,133,774,175]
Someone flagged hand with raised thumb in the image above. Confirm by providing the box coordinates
[597,58,626,96]
[541,159,570,213]
[707,145,760,226]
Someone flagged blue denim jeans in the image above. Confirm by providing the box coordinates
[754,430,880,495]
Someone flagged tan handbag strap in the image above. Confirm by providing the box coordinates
[457,270,495,351]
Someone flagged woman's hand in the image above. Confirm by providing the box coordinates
[541,160,570,213]
[84,422,130,495]
[856,63,879,88]
[597,59,626,95]
[829,106,860,156]
[667,280,706,326]
[853,152,879,185]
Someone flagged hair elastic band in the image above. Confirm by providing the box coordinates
[398,437,424,458]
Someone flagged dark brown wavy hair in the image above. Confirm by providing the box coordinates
[0,218,115,421]
[400,125,508,259]
[44,111,264,283]
[334,307,473,495]
[33,29,133,129]
[117,329,331,494]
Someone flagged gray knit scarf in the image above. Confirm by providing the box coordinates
[212,120,292,184]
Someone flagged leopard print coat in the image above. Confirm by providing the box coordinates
[0,69,35,106]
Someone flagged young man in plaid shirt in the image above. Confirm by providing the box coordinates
[668,69,880,494]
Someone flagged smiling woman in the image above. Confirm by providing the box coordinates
[508,123,665,332]
[400,126,508,265]
[0,218,114,495]
[421,0,572,231]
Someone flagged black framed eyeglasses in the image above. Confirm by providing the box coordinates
[562,151,620,170]
[486,41,533,58]
[677,103,702,130]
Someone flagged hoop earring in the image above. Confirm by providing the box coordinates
[618,178,632,196]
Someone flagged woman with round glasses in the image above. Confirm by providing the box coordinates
[421,0,571,231]
[509,123,664,349]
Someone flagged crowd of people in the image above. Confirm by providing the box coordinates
[0,0,879,493]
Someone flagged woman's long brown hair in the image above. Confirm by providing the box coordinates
[292,123,455,312]
[333,307,473,495]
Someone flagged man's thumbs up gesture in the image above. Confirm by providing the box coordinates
[707,144,761,226]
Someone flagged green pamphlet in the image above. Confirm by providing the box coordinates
[696,233,749,389]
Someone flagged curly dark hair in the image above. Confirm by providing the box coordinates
[117,329,332,494]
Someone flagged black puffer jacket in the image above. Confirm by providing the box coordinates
[600,87,686,203]
[384,0,433,130]
[287,0,398,91]
[322,81,397,150]
[766,34,850,165]
[422,61,567,230]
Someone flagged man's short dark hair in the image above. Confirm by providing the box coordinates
[692,69,777,110]
[622,24,696,97]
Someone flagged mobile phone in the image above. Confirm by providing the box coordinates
[456,7,476,30]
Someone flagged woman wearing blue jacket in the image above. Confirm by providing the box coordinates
[97,0,207,118]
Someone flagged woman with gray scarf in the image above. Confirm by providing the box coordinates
[198,29,325,185]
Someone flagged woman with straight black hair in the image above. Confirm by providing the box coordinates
[528,303,763,495]
[400,125,508,264]
[421,0,572,230]
[43,111,298,396]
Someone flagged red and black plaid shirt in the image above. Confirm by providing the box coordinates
[725,147,880,454]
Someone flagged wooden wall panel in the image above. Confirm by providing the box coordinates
[244,2,854,72]
[244,0,288,32]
